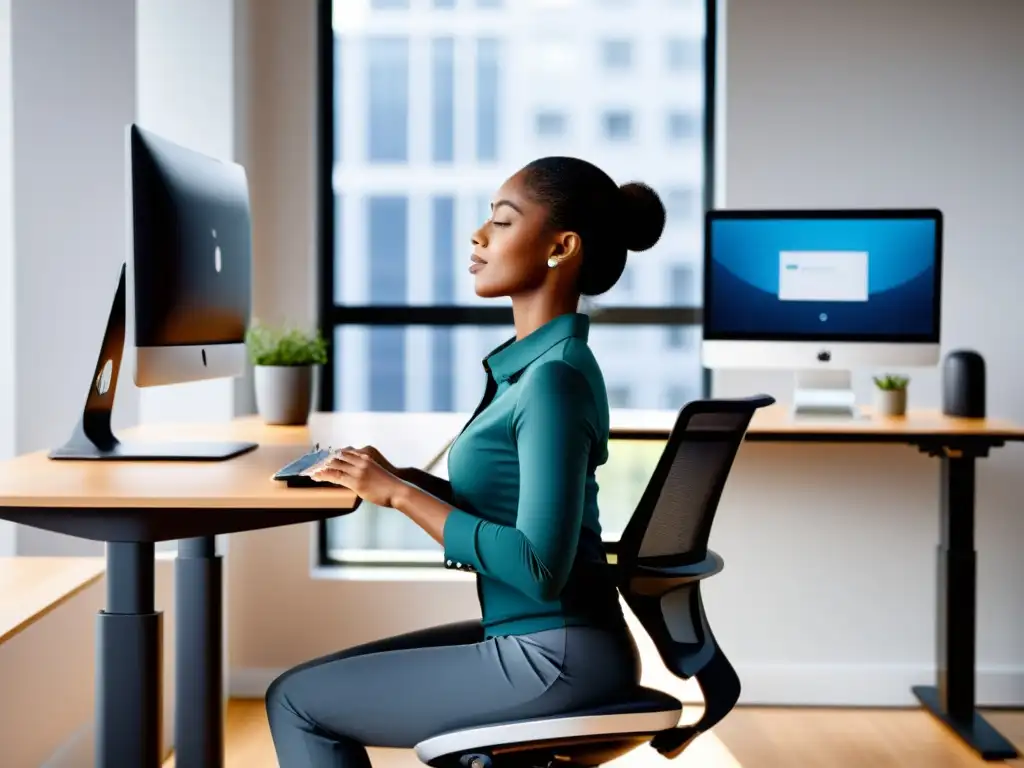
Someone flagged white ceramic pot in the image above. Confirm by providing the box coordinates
[254,365,314,426]
[874,387,907,417]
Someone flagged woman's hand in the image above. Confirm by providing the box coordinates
[352,445,398,475]
[306,448,404,508]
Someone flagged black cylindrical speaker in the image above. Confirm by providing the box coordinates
[942,349,986,418]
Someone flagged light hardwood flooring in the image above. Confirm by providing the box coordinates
[163,699,1024,768]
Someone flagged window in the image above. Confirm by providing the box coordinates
[666,265,696,349]
[476,38,501,162]
[665,186,698,221]
[601,39,633,70]
[669,264,693,304]
[432,38,455,163]
[319,0,716,567]
[367,37,408,162]
[535,110,567,138]
[666,37,702,71]
[667,110,699,142]
[602,110,633,140]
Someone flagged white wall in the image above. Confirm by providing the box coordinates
[226,0,1024,707]
[5,0,138,556]
[0,0,15,556]
[710,0,1024,704]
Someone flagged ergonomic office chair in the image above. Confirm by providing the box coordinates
[415,394,776,768]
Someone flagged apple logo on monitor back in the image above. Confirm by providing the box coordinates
[212,228,222,273]
[96,359,113,395]
[817,350,831,363]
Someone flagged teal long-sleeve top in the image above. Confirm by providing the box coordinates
[442,312,624,638]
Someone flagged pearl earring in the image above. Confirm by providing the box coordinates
[547,257,558,268]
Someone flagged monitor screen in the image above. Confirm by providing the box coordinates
[703,210,942,343]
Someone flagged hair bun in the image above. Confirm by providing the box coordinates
[618,182,666,252]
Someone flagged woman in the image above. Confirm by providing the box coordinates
[266,156,666,767]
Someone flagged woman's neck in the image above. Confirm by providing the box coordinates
[510,292,579,340]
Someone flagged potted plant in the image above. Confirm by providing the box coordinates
[872,374,909,418]
[246,322,328,426]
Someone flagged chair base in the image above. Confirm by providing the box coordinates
[420,733,656,768]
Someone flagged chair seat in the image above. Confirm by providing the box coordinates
[414,687,682,765]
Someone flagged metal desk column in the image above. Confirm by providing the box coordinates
[176,535,224,768]
[97,541,162,767]
[912,450,1018,761]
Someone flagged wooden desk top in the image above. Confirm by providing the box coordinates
[0,413,462,510]
[610,404,1024,441]
[2,406,1019,513]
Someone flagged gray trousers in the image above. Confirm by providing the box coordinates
[266,620,642,768]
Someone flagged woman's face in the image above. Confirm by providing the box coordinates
[470,171,578,299]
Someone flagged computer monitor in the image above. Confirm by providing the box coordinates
[702,208,943,418]
[49,125,258,460]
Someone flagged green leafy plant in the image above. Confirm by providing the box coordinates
[873,374,910,391]
[245,323,328,367]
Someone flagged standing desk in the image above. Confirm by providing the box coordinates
[0,414,450,768]
[609,404,1024,762]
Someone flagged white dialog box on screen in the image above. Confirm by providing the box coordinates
[778,250,869,302]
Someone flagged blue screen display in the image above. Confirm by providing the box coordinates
[704,215,940,340]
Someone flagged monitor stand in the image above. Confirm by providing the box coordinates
[48,263,258,461]
[791,369,861,420]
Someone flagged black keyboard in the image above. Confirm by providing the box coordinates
[273,444,337,488]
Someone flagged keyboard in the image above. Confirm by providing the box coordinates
[273,444,337,488]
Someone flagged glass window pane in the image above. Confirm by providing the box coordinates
[334,35,343,162]
[367,37,408,162]
[602,110,633,140]
[666,37,702,71]
[432,38,455,163]
[331,1,707,308]
[535,110,567,138]
[601,39,632,70]
[432,196,456,304]
[667,110,700,142]
[476,38,500,162]
[368,196,408,303]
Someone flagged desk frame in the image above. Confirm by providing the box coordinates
[612,424,1021,763]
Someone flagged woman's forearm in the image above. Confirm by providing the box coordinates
[390,481,454,546]
[395,467,454,504]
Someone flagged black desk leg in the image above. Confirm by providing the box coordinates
[97,541,163,768]
[912,454,1019,761]
[175,536,224,768]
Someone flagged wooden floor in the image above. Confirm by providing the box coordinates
[164,699,1024,768]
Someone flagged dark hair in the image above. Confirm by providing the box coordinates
[521,156,666,296]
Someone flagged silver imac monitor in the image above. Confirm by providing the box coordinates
[49,125,257,460]
[701,208,943,419]
[126,124,251,387]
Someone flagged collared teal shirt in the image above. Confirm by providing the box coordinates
[443,312,623,637]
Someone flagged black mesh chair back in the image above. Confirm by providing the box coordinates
[614,394,774,757]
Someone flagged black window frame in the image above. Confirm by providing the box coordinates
[314,0,718,568]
